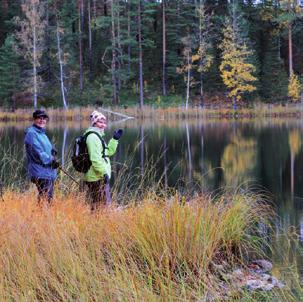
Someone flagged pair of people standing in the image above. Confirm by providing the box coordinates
[24,109,122,209]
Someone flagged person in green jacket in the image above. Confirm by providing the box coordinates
[84,110,123,210]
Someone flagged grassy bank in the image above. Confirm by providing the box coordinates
[1,103,303,122]
[0,189,299,301]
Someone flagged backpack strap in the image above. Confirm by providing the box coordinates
[84,131,109,163]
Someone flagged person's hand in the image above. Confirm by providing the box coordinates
[113,129,123,140]
[104,174,109,184]
[51,159,60,169]
[51,148,58,156]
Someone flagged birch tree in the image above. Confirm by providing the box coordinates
[138,0,144,108]
[195,1,212,105]
[219,16,257,104]
[55,16,68,109]
[162,0,167,96]
[177,35,195,110]
[110,0,119,105]
[15,0,46,108]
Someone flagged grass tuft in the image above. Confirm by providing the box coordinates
[0,189,293,301]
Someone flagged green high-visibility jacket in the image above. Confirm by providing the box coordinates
[83,127,118,182]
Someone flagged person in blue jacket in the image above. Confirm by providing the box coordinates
[24,110,60,203]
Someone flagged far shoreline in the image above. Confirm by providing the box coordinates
[1,103,303,122]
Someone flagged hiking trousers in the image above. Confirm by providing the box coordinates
[84,180,111,211]
[31,177,54,203]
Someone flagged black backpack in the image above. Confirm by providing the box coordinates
[72,131,108,173]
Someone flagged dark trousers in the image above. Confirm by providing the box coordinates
[84,180,111,211]
[31,177,54,203]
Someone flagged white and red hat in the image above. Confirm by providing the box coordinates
[90,110,106,126]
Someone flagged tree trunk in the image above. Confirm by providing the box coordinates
[288,24,293,75]
[162,0,167,96]
[56,19,68,109]
[93,0,97,19]
[117,2,122,90]
[88,0,93,80]
[33,23,38,108]
[78,0,84,92]
[232,0,236,33]
[138,0,144,109]
[45,1,51,82]
[185,51,190,110]
[111,0,118,105]
[127,0,131,76]
[198,0,204,106]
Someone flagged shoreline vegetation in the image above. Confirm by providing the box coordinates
[1,189,300,301]
[1,103,303,122]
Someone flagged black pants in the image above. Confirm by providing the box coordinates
[84,180,111,211]
[31,177,54,203]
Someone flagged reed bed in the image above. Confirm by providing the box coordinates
[0,188,295,301]
[1,103,303,122]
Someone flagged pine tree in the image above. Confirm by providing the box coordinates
[279,0,303,75]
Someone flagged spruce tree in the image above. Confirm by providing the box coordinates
[261,37,288,102]
[0,36,21,107]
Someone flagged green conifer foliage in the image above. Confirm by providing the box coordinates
[261,37,288,102]
[0,36,21,107]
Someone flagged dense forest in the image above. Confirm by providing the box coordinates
[0,0,303,109]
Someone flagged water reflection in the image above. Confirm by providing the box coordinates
[2,119,303,271]
[221,132,257,188]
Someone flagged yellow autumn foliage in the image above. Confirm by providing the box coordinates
[288,73,301,102]
[219,24,257,101]
[221,133,257,187]
[191,54,200,62]
[280,0,302,13]
[288,129,302,156]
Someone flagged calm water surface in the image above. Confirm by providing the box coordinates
[1,118,303,272]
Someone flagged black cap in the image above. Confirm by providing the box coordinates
[33,109,49,119]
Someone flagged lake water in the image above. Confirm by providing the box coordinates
[1,118,303,273]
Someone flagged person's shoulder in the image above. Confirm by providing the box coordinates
[86,132,100,142]
[85,128,102,138]
[25,126,36,135]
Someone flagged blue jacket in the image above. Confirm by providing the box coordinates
[24,125,57,180]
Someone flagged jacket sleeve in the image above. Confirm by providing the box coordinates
[24,132,53,165]
[86,134,106,177]
[107,138,118,157]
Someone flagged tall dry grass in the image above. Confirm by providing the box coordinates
[0,189,285,301]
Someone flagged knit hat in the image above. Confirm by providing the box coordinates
[90,110,106,126]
